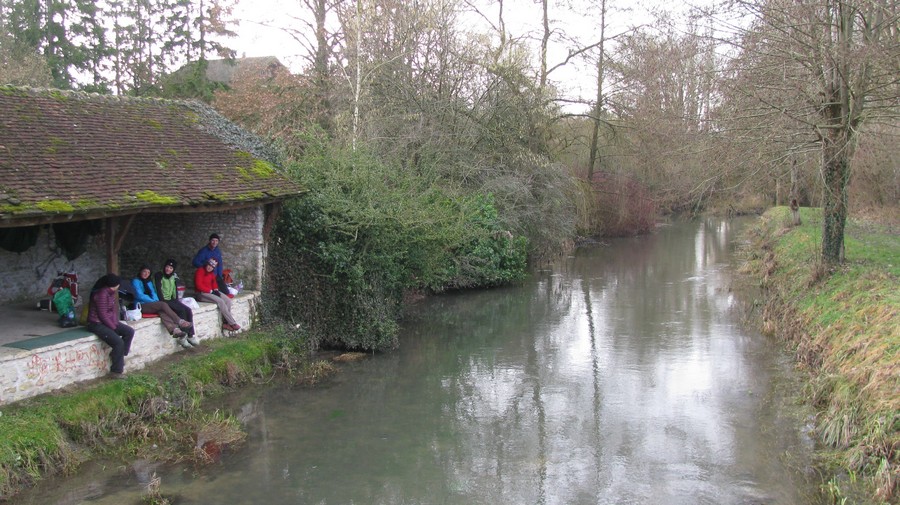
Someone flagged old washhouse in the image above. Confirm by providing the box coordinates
[0,86,304,405]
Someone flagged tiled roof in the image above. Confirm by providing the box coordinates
[0,86,303,226]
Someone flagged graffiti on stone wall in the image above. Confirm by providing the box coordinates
[26,345,109,385]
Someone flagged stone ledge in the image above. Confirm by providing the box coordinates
[0,292,258,406]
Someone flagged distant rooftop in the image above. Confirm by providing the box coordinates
[173,57,288,87]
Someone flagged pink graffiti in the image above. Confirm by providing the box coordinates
[26,345,109,385]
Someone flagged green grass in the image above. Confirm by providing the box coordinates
[0,326,320,501]
[744,207,899,504]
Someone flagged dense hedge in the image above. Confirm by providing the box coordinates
[262,141,528,351]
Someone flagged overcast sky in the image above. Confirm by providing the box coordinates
[228,0,715,112]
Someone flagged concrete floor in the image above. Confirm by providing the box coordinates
[0,301,73,346]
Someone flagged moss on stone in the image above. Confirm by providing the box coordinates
[0,203,32,214]
[44,137,69,155]
[75,199,98,209]
[184,111,201,124]
[251,159,275,178]
[36,200,75,213]
[203,192,229,201]
[232,151,275,180]
[0,85,29,97]
[135,190,179,205]
[144,118,163,130]
[239,191,265,200]
[234,150,253,161]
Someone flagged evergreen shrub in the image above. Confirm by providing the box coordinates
[263,140,528,351]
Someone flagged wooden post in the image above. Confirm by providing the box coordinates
[105,218,117,274]
[105,215,136,273]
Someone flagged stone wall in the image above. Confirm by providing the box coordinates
[0,292,258,405]
[0,224,106,305]
[119,206,265,291]
[1,205,266,305]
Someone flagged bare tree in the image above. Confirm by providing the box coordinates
[723,0,899,266]
[586,0,607,183]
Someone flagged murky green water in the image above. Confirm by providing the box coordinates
[14,217,817,504]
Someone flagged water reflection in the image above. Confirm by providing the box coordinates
[14,218,814,505]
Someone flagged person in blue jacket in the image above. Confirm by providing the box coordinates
[132,265,194,348]
[192,233,228,292]
[192,233,224,276]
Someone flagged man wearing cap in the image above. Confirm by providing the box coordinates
[86,273,135,379]
[192,233,225,278]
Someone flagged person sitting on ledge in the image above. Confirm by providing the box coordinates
[192,233,228,292]
[86,274,134,379]
[132,265,196,348]
[153,258,200,347]
[194,258,241,332]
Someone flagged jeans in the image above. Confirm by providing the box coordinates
[87,321,135,373]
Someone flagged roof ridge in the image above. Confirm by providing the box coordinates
[0,84,201,107]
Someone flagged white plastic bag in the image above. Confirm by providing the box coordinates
[124,302,142,321]
[181,297,200,310]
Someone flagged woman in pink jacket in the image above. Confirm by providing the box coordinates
[86,274,135,379]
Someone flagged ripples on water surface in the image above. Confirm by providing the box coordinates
[16,217,817,505]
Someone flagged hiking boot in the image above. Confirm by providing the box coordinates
[186,336,201,346]
[176,336,193,349]
[108,371,126,380]
[230,323,241,331]
[173,328,186,338]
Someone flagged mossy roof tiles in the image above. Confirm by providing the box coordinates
[0,86,303,225]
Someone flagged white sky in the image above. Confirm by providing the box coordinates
[228,0,717,113]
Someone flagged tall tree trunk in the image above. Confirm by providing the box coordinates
[789,160,801,226]
[819,0,863,268]
[539,0,549,89]
[821,127,851,265]
[352,0,361,151]
[313,0,332,131]
[586,0,606,183]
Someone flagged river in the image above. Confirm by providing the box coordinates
[14,217,818,504]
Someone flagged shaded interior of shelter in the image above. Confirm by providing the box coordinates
[0,302,85,348]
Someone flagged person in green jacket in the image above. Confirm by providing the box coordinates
[152,259,200,348]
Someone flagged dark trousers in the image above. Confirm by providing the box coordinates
[165,299,194,336]
[87,322,135,373]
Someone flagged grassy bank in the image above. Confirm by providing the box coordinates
[742,206,898,504]
[0,326,332,502]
